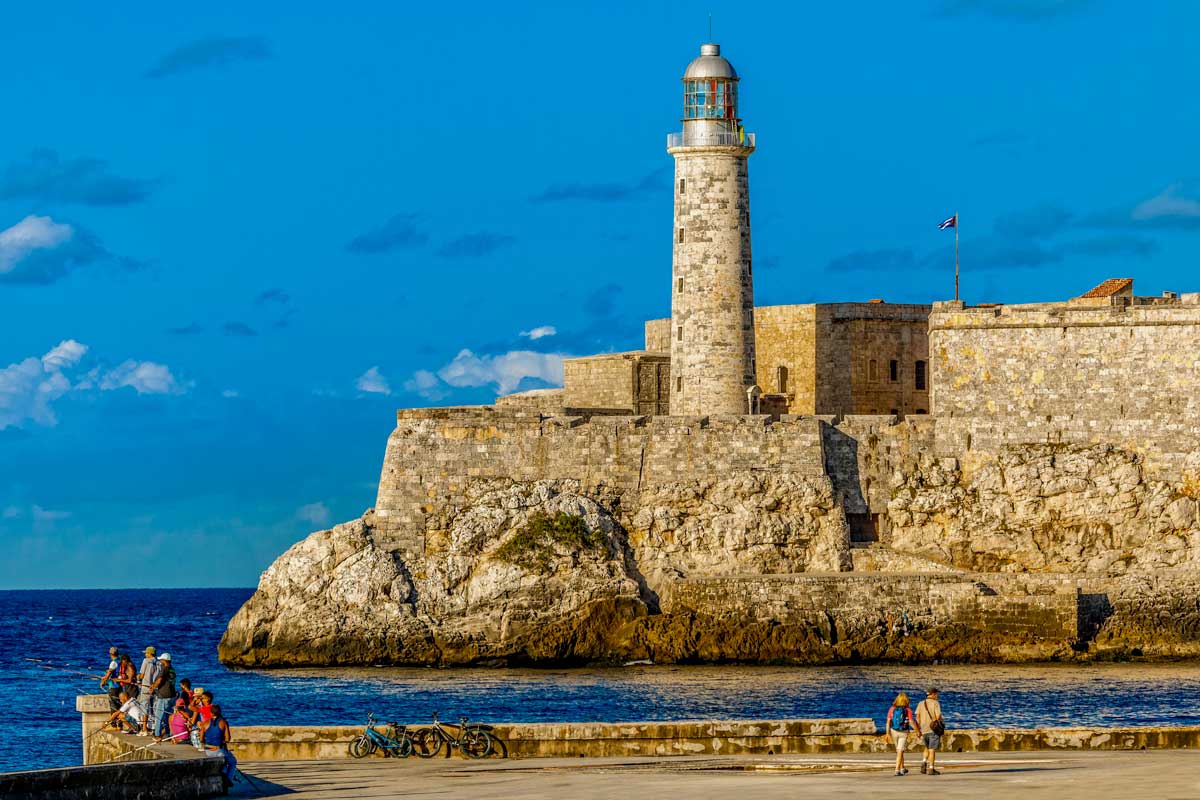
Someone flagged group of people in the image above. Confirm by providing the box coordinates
[98,645,236,788]
[884,687,945,776]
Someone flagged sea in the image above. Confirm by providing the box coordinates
[8,587,1200,774]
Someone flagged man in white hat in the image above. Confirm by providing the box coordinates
[150,653,178,742]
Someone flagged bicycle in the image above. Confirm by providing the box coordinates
[409,712,493,759]
[349,713,413,758]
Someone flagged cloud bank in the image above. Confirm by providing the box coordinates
[0,215,135,285]
[0,340,184,429]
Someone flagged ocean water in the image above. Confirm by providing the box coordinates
[8,587,1200,773]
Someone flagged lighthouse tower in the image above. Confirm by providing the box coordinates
[668,43,757,416]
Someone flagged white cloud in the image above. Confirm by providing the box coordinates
[355,366,391,395]
[1132,184,1200,221]
[403,369,450,401]
[0,340,185,429]
[437,349,566,395]
[519,325,557,341]
[99,360,182,395]
[221,389,240,398]
[296,501,332,528]
[42,340,88,371]
[0,339,86,428]
[0,215,73,273]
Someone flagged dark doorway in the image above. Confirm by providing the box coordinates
[847,512,879,543]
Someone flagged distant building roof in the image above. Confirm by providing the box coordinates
[1079,278,1134,298]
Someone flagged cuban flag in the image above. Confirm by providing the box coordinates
[939,214,958,230]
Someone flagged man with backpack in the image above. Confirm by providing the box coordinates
[916,687,945,775]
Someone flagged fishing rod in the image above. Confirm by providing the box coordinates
[28,662,106,680]
[80,608,120,652]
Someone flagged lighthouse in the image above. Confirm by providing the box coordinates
[668,43,757,416]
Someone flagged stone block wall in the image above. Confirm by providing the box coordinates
[929,297,1200,478]
[648,302,929,417]
[670,573,1079,642]
[373,407,829,564]
[561,352,670,415]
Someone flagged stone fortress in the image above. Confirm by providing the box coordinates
[221,44,1200,668]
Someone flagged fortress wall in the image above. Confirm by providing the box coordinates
[930,299,1200,478]
[645,318,670,353]
[373,407,828,560]
[753,304,818,410]
[563,354,637,409]
[671,573,1080,641]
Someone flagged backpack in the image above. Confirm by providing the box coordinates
[890,706,910,732]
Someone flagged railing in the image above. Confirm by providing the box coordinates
[667,132,755,148]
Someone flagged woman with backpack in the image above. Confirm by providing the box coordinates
[884,692,921,776]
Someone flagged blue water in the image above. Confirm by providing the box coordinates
[8,588,1200,773]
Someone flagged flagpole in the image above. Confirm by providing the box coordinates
[954,212,960,301]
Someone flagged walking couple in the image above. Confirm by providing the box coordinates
[885,687,944,776]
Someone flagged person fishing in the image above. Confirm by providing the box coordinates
[151,653,178,742]
[135,646,162,736]
[99,647,122,711]
[116,654,138,698]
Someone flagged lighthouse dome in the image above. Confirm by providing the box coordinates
[683,43,738,80]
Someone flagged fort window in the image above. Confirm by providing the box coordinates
[889,360,899,382]
[915,408,927,414]
[677,325,683,342]
[678,178,686,194]
[676,376,682,392]
[678,227,685,243]
[915,360,927,391]
[868,359,878,382]
[677,278,684,293]
[776,365,788,393]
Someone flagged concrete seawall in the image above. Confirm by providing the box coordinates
[76,698,1200,768]
[1,755,225,800]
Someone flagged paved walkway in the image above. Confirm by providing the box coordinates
[233,750,1200,799]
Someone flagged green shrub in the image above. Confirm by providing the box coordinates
[494,511,605,571]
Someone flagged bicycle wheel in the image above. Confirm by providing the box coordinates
[409,728,443,758]
[459,728,492,759]
[349,734,377,758]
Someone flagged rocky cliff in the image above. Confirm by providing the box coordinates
[220,414,1200,667]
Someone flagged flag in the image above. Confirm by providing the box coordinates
[939,214,957,230]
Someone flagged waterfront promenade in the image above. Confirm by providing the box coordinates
[233,751,1200,799]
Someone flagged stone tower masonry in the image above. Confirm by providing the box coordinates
[668,42,757,416]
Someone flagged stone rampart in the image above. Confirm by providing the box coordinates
[930,297,1200,479]
[373,408,828,563]
[670,574,1080,642]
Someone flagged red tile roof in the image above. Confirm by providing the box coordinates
[1079,278,1134,298]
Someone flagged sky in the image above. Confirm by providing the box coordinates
[2,0,1199,589]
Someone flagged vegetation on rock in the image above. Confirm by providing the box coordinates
[494,511,605,571]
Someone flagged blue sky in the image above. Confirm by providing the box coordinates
[2,0,1198,588]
